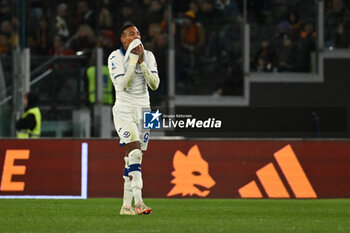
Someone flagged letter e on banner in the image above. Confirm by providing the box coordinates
[0,150,30,191]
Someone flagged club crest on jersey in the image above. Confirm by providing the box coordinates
[111,61,116,70]
[123,131,130,138]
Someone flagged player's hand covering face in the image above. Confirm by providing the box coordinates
[131,45,143,56]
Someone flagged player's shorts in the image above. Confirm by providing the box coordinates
[112,104,150,151]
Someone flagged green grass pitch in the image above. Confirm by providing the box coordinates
[0,198,349,233]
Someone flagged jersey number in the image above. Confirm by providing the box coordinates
[143,133,149,143]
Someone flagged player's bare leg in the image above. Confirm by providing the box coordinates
[125,141,152,215]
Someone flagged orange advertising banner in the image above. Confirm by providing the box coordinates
[0,139,349,198]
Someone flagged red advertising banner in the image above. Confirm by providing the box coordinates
[0,140,84,198]
[0,139,349,198]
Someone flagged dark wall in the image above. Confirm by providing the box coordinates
[251,59,350,108]
[171,58,350,138]
[248,58,350,138]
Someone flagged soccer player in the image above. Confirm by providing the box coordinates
[107,23,160,215]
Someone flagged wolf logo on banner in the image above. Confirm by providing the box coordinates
[167,145,216,197]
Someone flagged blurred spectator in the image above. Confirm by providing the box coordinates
[255,56,269,72]
[52,3,70,38]
[332,21,349,47]
[180,11,205,54]
[253,40,275,72]
[0,0,11,23]
[154,33,168,61]
[16,92,42,139]
[0,32,9,56]
[160,10,177,34]
[295,22,316,72]
[35,16,51,55]
[98,5,113,30]
[325,0,350,48]
[289,12,302,40]
[10,17,19,48]
[277,35,296,72]
[74,0,96,31]
[197,0,218,25]
[49,35,74,56]
[325,0,334,12]
[144,23,162,51]
[215,0,239,20]
[117,0,143,31]
[0,20,14,51]
[0,20,11,36]
[145,0,164,24]
[178,10,205,85]
[86,64,114,106]
[97,30,115,61]
[86,30,115,105]
[189,2,199,15]
[300,22,317,39]
[152,33,168,96]
[28,0,45,32]
[277,11,302,41]
[69,24,96,62]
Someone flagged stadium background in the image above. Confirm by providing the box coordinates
[0,0,350,200]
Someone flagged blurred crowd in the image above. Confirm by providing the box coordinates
[251,0,350,73]
[0,0,350,92]
[0,0,245,96]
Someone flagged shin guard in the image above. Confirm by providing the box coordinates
[122,157,133,207]
[128,149,143,204]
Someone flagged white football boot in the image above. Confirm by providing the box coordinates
[135,202,152,215]
[120,206,136,215]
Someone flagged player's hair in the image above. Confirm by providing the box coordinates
[118,23,136,39]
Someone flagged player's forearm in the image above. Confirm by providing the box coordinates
[140,62,160,91]
[119,53,139,89]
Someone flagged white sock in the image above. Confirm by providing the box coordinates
[128,150,143,205]
[129,171,143,204]
[122,157,133,207]
[133,187,143,204]
[123,177,133,207]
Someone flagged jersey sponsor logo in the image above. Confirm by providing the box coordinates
[143,110,161,129]
[238,144,317,198]
[167,145,216,197]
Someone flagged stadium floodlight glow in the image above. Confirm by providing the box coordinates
[0,142,89,199]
